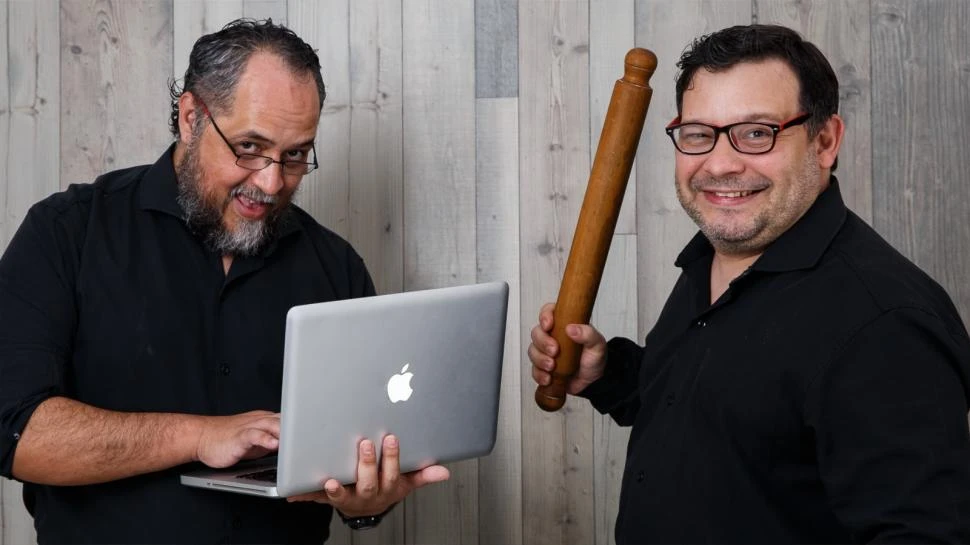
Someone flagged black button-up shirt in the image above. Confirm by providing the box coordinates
[583,179,970,543]
[0,146,375,543]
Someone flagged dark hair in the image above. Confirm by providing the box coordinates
[168,18,326,138]
[675,24,839,138]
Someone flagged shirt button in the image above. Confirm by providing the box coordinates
[12,432,20,441]
[636,471,645,483]
[696,320,707,327]
[221,364,231,376]
[666,394,676,406]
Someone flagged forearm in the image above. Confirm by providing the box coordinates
[11,396,205,485]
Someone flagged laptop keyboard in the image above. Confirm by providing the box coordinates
[237,468,277,483]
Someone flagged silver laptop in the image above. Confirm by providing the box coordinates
[180,281,509,498]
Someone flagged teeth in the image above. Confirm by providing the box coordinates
[714,191,752,198]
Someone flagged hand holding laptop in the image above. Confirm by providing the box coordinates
[286,434,450,517]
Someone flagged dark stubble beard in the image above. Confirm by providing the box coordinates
[175,137,292,257]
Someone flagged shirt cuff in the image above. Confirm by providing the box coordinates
[576,336,642,414]
[0,391,53,478]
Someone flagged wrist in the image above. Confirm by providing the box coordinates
[336,504,394,530]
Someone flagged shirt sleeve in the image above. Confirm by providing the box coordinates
[804,307,970,542]
[0,201,81,478]
[577,336,645,426]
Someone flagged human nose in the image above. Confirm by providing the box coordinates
[701,132,745,177]
[250,162,286,196]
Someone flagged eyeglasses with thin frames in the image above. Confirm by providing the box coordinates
[197,99,319,176]
[665,113,811,155]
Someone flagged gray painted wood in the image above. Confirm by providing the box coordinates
[173,0,244,82]
[347,0,405,300]
[290,0,352,240]
[60,0,173,184]
[591,0,636,235]
[590,235,636,545]
[401,1,478,543]
[476,96,523,545]
[0,0,59,245]
[755,0,873,223]
[476,0,518,98]
[519,2,596,544]
[873,0,970,324]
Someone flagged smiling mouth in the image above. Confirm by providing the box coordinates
[710,190,757,198]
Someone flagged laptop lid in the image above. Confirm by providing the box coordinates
[182,281,508,498]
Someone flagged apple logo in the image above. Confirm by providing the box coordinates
[386,364,414,403]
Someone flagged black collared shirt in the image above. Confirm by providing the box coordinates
[0,146,375,544]
[582,179,970,543]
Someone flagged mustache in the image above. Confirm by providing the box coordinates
[229,185,279,205]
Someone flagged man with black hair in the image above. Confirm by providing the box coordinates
[530,24,970,542]
[0,19,446,543]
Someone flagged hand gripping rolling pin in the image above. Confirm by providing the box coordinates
[535,48,657,412]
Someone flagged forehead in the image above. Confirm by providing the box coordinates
[222,52,321,138]
[681,59,801,123]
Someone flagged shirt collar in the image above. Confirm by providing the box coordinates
[137,143,302,239]
[674,176,848,273]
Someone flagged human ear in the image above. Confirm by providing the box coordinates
[815,114,844,171]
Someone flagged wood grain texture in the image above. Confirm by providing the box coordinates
[519,1,595,544]
[590,235,636,545]
[0,0,59,249]
[634,0,749,335]
[590,0,636,235]
[872,0,970,322]
[476,96,523,545]
[243,0,286,23]
[289,0,352,240]
[173,0,244,82]
[402,0,478,543]
[754,0,873,222]
[476,0,518,98]
[347,0,404,300]
[60,0,173,184]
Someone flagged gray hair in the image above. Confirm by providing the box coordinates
[168,18,326,138]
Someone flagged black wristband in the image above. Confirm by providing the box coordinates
[336,505,392,530]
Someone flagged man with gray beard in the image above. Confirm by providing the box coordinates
[529,24,970,542]
[0,19,446,544]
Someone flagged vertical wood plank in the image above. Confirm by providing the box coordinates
[347,1,405,543]
[401,1,478,543]
[173,0,244,82]
[929,0,970,320]
[872,0,970,321]
[754,0,873,222]
[347,0,404,299]
[0,0,59,246]
[589,235,636,545]
[476,96,523,545]
[244,0,286,24]
[60,0,173,184]
[0,0,54,543]
[590,0,636,235]
[476,0,518,99]
[288,0,351,241]
[634,0,749,334]
[519,2,595,544]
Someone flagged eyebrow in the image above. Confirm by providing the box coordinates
[232,130,316,149]
[681,112,788,125]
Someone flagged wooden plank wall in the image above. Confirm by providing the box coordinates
[1,1,968,543]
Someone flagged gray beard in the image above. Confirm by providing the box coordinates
[175,141,290,257]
